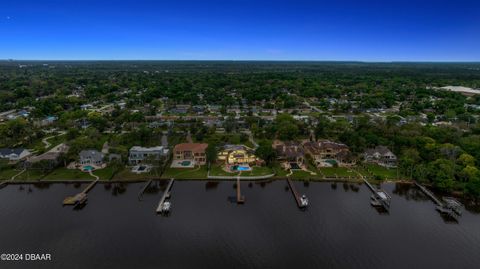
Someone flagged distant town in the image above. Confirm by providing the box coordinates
[1,61,480,204]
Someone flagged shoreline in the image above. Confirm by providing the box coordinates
[2,177,474,203]
[1,177,411,184]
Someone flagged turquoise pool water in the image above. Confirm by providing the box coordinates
[181,161,191,166]
[232,165,250,171]
[83,165,94,171]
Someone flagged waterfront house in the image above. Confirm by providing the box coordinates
[273,140,305,166]
[128,146,169,165]
[303,140,353,167]
[363,146,397,168]
[79,150,104,166]
[0,148,32,161]
[25,144,69,169]
[217,145,262,166]
[172,143,208,166]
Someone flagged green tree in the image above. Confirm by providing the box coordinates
[426,159,456,192]
[255,140,276,166]
[206,143,217,165]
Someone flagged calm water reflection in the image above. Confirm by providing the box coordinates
[0,181,479,269]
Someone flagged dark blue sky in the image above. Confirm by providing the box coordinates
[0,0,479,61]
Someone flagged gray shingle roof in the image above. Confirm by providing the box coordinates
[0,148,25,156]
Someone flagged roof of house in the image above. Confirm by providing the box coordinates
[275,141,304,158]
[0,148,27,156]
[79,149,104,162]
[317,140,349,151]
[173,143,208,152]
[130,146,168,153]
[302,141,321,154]
[303,140,349,154]
[364,146,396,157]
[27,152,61,163]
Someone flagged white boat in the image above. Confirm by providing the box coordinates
[161,201,171,212]
[300,194,309,207]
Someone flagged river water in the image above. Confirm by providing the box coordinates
[0,181,479,269]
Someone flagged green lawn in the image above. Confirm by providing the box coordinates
[238,166,274,177]
[42,168,95,180]
[161,166,208,179]
[209,164,239,176]
[272,163,289,177]
[113,167,162,180]
[365,164,399,179]
[92,167,116,180]
[13,170,48,181]
[290,170,315,180]
[0,168,21,180]
[354,166,374,178]
[320,167,360,178]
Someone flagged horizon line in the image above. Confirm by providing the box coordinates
[1,59,480,63]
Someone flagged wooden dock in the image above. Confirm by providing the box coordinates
[63,178,99,206]
[286,178,307,208]
[156,178,175,213]
[236,176,245,204]
[138,179,153,201]
[362,177,376,193]
[414,181,462,220]
[362,178,391,211]
[413,181,443,206]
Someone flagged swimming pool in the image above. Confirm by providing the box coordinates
[232,165,251,171]
[83,165,94,171]
[289,162,301,170]
[181,161,191,166]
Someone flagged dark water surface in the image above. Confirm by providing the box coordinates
[0,181,479,269]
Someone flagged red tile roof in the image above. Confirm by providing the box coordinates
[174,143,208,152]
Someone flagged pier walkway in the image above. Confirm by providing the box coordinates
[414,181,463,220]
[362,177,391,211]
[236,176,245,204]
[138,179,153,200]
[63,172,99,206]
[414,181,443,206]
[286,177,307,208]
[156,178,175,213]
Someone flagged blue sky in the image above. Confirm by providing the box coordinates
[0,0,479,61]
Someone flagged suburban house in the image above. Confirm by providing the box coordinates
[172,143,208,166]
[363,146,397,168]
[169,104,191,114]
[79,150,104,166]
[34,115,58,127]
[217,144,263,166]
[273,140,305,167]
[303,140,354,167]
[128,146,170,164]
[0,148,32,161]
[25,144,69,169]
